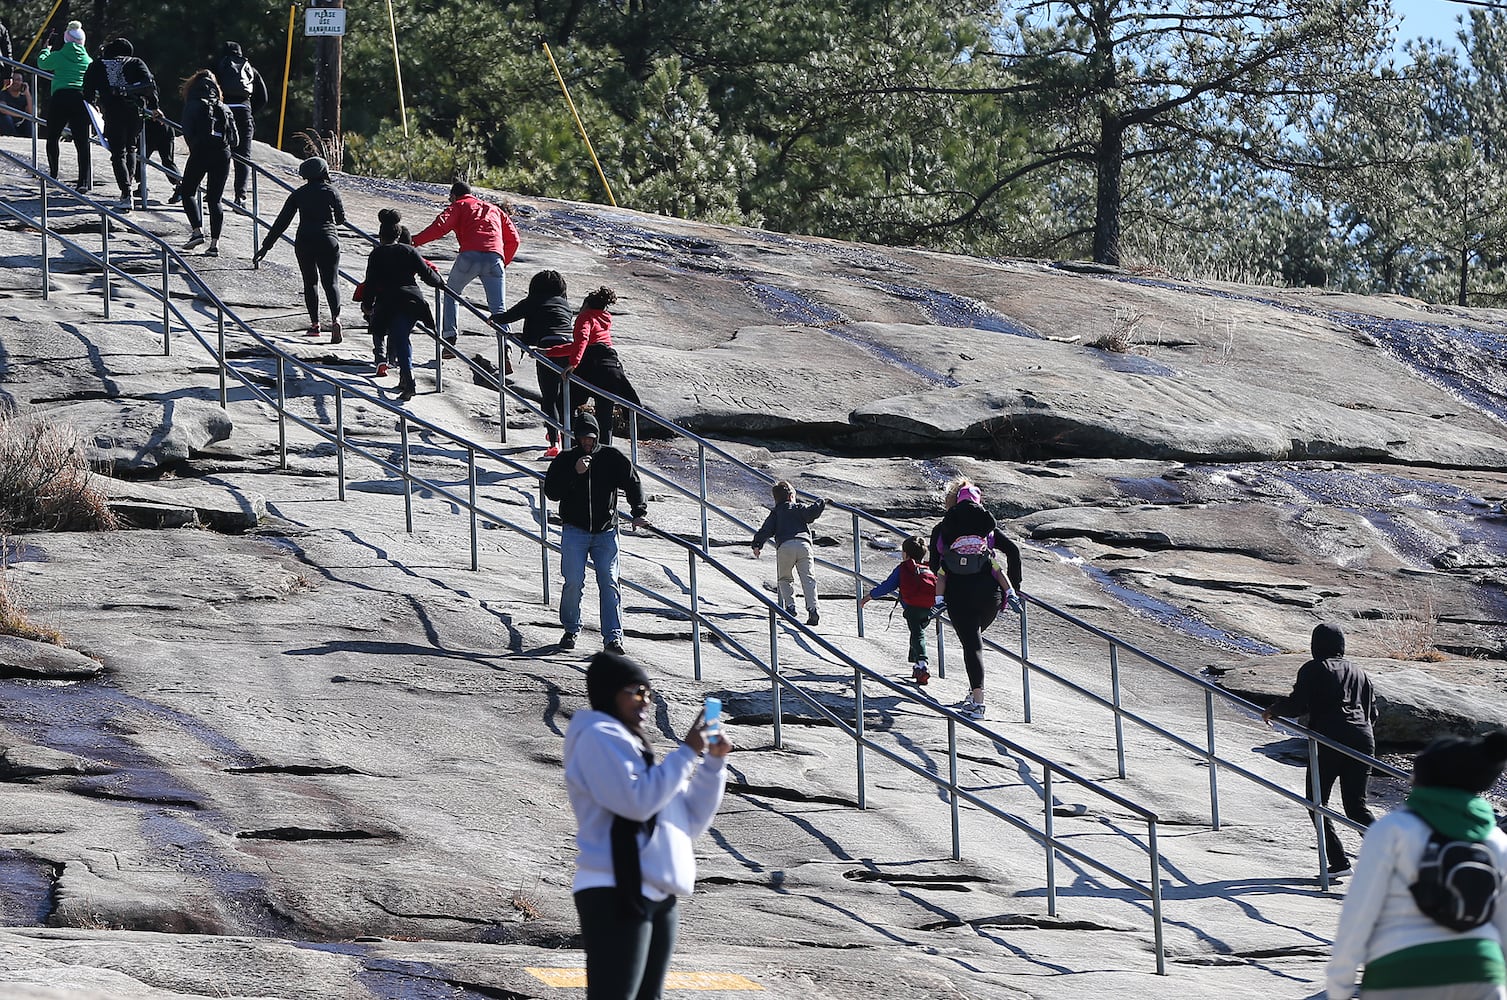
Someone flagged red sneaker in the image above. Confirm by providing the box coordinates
[376,363,390,377]
[542,445,561,459]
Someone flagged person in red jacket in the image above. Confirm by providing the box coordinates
[563,287,641,445]
[411,180,519,354]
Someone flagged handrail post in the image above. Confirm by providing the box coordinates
[947,716,961,860]
[401,416,413,532]
[496,330,508,443]
[852,512,864,637]
[769,607,783,750]
[538,480,551,604]
[629,409,639,467]
[137,120,149,205]
[162,246,172,354]
[39,178,50,299]
[434,327,445,393]
[1311,737,1330,889]
[697,443,709,552]
[1044,765,1057,916]
[689,551,703,681]
[935,615,946,680]
[468,446,479,570]
[1150,820,1166,974]
[1205,688,1220,830]
[100,212,111,318]
[276,356,288,469]
[1110,643,1126,779]
[250,169,260,254]
[1019,599,1031,723]
[562,376,573,449]
[216,308,227,408]
[854,665,867,809]
[334,386,346,501]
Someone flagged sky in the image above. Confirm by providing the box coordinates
[1393,0,1473,47]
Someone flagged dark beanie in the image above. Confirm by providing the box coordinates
[586,650,651,712]
[299,157,329,182]
[223,41,243,58]
[574,411,600,439]
[1414,730,1507,792]
[1311,622,1345,660]
[103,38,133,57]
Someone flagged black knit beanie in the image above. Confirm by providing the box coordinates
[574,410,600,440]
[586,650,650,713]
[1413,730,1507,792]
[1311,622,1346,660]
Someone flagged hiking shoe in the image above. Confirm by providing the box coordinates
[441,348,457,360]
[784,604,798,618]
[604,639,626,655]
[960,701,987,721]
[397,386,415,402]
[376,363,390,377]
[806,610,820,626]
[117,193,133,212]
[542,445,560,459]
[204,242,219,257]
[951,695,979,712]
[559,632,578,651]
[168,187,182,204]
[1329,863,1353,879]
[912,663,930,686]
[183,231,206,250]
[234,193,246,206]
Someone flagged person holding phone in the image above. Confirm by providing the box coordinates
[565,649,732,1000]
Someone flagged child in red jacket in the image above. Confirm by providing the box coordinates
[859,536,937,685]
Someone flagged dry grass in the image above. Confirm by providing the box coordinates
[297,128,346,172]
[0,540,63,645]
[0,405,117,533]
[1089,308,1153,354]
[510,888,542,921]
[1375,584,1447,662]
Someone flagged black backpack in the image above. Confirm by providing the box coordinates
[1409,817,1500,932]
[219,55,255,102]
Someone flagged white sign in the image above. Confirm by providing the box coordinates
[305,7,346,36]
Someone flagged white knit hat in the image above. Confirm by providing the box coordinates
[63,21,86,45]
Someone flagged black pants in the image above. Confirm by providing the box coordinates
[228,104,254,199]
[104,114,141,196]
[578,344,640,445]
[947,583,999,691]
[295,235,342,326]
[1312,740,1376,869]
[144,117,178,178]
[574,887,678,1000]
[538,361,564,445]
[45,88,91,184]
[181,144,230,238]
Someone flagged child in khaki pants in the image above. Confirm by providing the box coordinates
[751,480,827,626]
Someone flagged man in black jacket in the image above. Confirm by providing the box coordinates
[214,41,268,205]
[81,38,158,210]
[1262,622,1378,875]
[543,411,648,654]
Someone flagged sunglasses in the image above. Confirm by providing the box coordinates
[621,684,654,701]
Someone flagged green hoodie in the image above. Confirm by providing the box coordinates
[37,43,91,95]
[1408,784,1499,842]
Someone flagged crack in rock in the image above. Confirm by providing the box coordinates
[844,869,989,888]
[225,764,363,776]
[236,827,380,842]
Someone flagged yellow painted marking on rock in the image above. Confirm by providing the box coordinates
[525,968,763,990]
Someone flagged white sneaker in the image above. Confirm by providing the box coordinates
[960,701,987,720]
[951,695,979,711]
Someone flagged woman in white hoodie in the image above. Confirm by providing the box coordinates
[1328,730,1507,999]
[564,650,731,1000]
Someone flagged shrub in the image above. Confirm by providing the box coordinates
[0,405,117,532]
[0,538,64,645]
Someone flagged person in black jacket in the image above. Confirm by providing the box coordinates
[928,478,1023,721]
[494,269,575,457]
[81,38,158,210]
[1262,622,1378,875]
[213,41,267,205]
[360,209,444,401]
[177,69,237,256]
[253,156,346,341]
[543,411,649,654]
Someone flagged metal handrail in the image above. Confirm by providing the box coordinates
[1,156,1171,970]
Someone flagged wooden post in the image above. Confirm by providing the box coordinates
[311,0,344,167]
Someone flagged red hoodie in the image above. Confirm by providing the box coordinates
[567,308,614,369]
[412,195,520,263]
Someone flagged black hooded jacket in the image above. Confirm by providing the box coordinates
[181,75,237,151]
[215,41,268,110]
[1268,623,1376,747]
[542,416,647,533]
[82,39,158,125]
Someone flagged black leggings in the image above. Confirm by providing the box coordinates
[947,583,999,691]
[579,345,641,445]
[104,115,141,195]
[45,88,91,183]
[295,235,341,326]
[574,887,678,1000]
[181,144,230,238]
[228,105,254,198]
[538,361,564,445]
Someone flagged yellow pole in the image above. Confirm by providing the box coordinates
[541,40,618,208]
[386,0,408,136]
[278,4,296,149]
[21,0,67,64]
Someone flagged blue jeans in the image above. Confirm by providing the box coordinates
[442,250,505,341]
[560,524,622,642]
[388,314,417,391]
